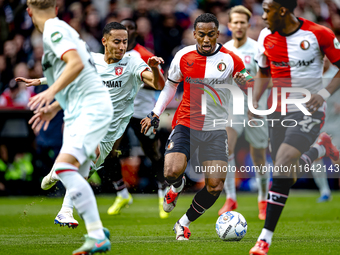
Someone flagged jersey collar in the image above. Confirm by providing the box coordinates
[196,43,222,57]
[278,18,303,37]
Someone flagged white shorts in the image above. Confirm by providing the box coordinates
[92,115,131,170]
[227,91,269,149]
[60,91,112,165]
[92,140,115,171]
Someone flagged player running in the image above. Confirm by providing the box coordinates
[104,19,169,219]
[218,6,270,220]
[25,0,112,254]
[141,13,253,240]
[249,0,340,254]
[17,22,164,228]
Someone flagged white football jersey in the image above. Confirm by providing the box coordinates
[224,38,258,77]
[126,44,161,119]
[224,38,267,111]
[91,52,150,142]
[42,17,104,121]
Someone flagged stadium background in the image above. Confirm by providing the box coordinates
[0,0,340,196]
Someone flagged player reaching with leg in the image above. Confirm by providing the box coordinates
[17,21,164,228]
[141,13,254,240]
[249,0,340,254]
[25,0,112,254]
[104,19,169,218]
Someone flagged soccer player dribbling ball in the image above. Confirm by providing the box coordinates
[141,13,253,240]
[249,0,340,254]
[25,0,112,254]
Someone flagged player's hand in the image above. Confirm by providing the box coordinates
[147,56,164,68]
[306,94,324,114]
[233,72,246,86]
[15,77,41,87]
[28,88,56,113]
[140,117,157,135]
[28,106,58,133]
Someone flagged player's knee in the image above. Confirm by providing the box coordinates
[206,180,224,196]
[164,166,182,181]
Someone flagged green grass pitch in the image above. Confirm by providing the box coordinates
[0,191,339,255]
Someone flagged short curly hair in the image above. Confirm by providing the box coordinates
[194,13,219,30]
[273,0,297,13]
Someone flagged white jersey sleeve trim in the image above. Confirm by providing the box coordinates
[152,79,179,116]
[255,28,271,69]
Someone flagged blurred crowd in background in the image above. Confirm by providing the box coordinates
[1,0,340,196]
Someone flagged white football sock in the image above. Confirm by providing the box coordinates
[50,163,60,180]
[258,228,273,245]
[313,144,326,158]
[171,178,184,193]
[179,213,191,228]
[312,160,331,196]
[225,153,236,201]
[117,187,130,199]
[88,228,105,240]
[255,165,270,202]
[61,189,74,211]
[56,163,104,239]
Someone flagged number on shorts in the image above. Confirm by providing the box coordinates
[298,116,321,133]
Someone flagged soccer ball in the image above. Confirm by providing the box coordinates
[215,211,247,241]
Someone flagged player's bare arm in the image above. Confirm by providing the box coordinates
[248,67,271,120]
[28,50,84,112]
[306,60,340,114]
[15,77,46,87]
[141,79,179,134]
[142,56,165,90]
[29,101,62,133]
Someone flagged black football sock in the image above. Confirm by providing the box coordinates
[166,174,184,188]
[186,186,220,222]
[264,178,294,232]
[299,147,319,169]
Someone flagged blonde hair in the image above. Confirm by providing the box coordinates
[229,5,252,22]
[27,0,56,9]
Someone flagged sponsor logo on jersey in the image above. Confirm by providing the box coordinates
[334,38,340,49]
[51,32,63,43]
[115,66,124,76]
[271,58,315,68]
[217,62,226,72]
[187,61,194,67]
[244,55,251,64]
[267,43,275,49]
[118,62,127,66]
[300,40,310,50]
[103,80,122,88]
[42,61,52,71]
